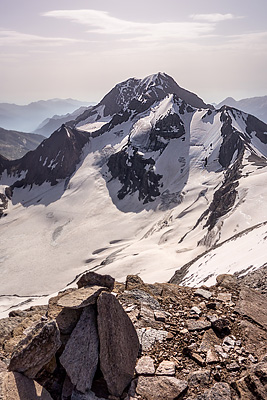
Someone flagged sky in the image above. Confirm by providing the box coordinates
[0,0,266,105]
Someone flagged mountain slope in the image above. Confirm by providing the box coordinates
[217,95,267,124]
[0,73,266,316]
[0,127,45,160]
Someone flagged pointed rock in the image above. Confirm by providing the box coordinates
[8,320,61,378]
[60,305,99,393]
[97,292,139,396]
[57,286,107,309]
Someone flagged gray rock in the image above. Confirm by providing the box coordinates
[136,376,188,400]
[125,275,146,291]
[155,360,175,376]
[60,306,99,393]
[8,320,61,378]
[77,271,115,291]
[0,370,53,399]
[187,320,211,332]
[216,293,232,302]
[154,310,168,322]
[190,306,202,315]
[135,356,155,375]
[125,289,161,310]
[195,382,232,400]
[137,328,168,351]
[188,369,211,387]
[71,389,106,400]
[58,286,107,309]
[206,349,220,364]
[235,286,267,331]
[194,289,212,300]
[97,292,139,397]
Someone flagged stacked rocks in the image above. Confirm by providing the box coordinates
[0,272,139,400]
[1,272,267,399]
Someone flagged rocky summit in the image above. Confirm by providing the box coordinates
[0,271,267,399]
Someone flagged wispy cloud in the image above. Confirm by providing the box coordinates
[43,9,216,42]
[0,30,84,46]
[190,13,242,22]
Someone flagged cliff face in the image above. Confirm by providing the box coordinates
[1,272,267,400]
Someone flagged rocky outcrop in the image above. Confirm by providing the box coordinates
[1,272,267,399]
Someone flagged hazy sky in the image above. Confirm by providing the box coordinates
[0,0,266,104]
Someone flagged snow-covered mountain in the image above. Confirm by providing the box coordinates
[217,96,267,124]
[0,98,92,133]
[0,72,266,316]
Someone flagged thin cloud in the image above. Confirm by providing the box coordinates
[190,13,241,22]
[43,9,216,41]
[0,30,84,46]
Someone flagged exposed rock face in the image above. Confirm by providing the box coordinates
[77,271,115,291]
[1,124,89,194]
[107,147,162,203]
[8,320,61,378]
[97,292,140,396]
[60,306,99,393]
[0,370,53,400]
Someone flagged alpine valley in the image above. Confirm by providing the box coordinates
[0,72,267,316]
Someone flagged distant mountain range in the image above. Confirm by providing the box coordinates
[0,128,45,160]
[217,95,267,123]
[0,72,266,316]
[34,105,93,138]
[0,98,93,133]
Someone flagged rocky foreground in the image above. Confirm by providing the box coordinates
[0,272,267,399]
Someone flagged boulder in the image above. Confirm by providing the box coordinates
[216,274,239,290]
[188,369,211,387]
[137,328,168,351]
[60,305,99,393]
[236,286,267,331]
[155,360,175,376]
[97,292,139,397]
[0,370,53,399]
[135,356,155,375]
[197,382,232,399]
[77,272,115,291]
[8,320,61,378]
[125,275,146,291]
[187,320,211,332]
[194,289,212,300]
[57,286,107,309]
[211,318,231,337]
[136,376,188,400]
